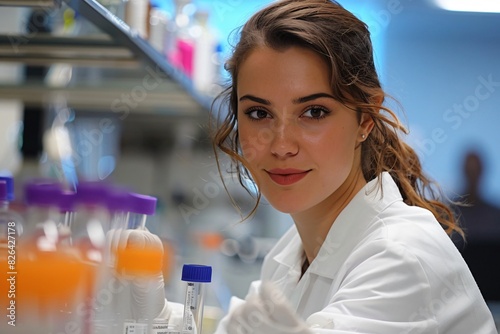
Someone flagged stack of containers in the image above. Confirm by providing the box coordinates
[2,176,189,333]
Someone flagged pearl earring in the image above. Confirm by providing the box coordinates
[361,134,366,140]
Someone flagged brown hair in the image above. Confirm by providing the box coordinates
[211,0,462,237]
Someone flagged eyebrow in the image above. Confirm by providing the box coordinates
[239,93,336,105]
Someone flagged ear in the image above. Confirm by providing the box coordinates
[358,112,375,141]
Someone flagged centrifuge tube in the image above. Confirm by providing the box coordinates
[181,264,212,334]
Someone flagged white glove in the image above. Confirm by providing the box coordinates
[226,281,313,334]
[106,228,172,322]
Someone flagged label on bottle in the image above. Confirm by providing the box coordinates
[123,321,179,334]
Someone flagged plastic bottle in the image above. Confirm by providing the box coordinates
[0,178,24,332]
[181,264,212,334]
[72,181,112,333]
[125,0,150,38]
[57,189,76,246]
[17,180,87,333]
[126,192,157,230]
[169,0,194,74]
[73,181,111,263]
[192,10,218,94]
[149,4,169,52]
[117,192,164,333]
[0,176,22,244]
[93,185,131,334]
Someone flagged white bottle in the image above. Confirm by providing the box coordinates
[192,10,218,94]
[125,0,149,38]
[149,5,169,52]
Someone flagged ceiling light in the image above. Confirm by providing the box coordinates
[434,0,500,13]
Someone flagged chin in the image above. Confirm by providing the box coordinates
[265,197,305,215]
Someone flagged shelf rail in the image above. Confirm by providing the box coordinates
[0,34,136,67]
[0,0,57,7]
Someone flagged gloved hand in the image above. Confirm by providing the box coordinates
[226,281,313,334]
[106,228,172,322]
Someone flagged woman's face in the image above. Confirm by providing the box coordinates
[237,46,372,214]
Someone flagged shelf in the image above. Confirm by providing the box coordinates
[0,0,215,113]
[0,34,136,67]
[0,78,206,116]
[0,0,57,7]
[63,0,215,111]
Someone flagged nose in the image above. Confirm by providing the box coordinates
[270,121,299,158]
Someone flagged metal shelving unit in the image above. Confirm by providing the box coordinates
[0,0,213,116]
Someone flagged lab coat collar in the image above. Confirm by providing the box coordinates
[272,172,403,279]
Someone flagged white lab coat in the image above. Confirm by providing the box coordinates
[214,172,498,333]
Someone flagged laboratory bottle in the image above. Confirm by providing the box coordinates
[126,192,157,230]
[73,181,112,334]
[57,189,76,246]
[117,192,167,332]
[125,0,149,38]
[181,264,212,334]
[169,0,194,73]
[106,186,132,232]
[0,178,24,329]
[149,4,169,52]
[192,10,218,94]
[18,180,87,333]
[73,181,111,262]
[0,176,23,246]
[94,185,132,334]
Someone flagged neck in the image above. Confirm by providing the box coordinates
[292,167,366,264]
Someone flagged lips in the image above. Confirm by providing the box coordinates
[266,168,311,186]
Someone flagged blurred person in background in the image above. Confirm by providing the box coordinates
[453,149,500,302]
[115,1,498,333]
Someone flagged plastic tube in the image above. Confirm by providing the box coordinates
[181,264,212,334]
[126,192,157,230]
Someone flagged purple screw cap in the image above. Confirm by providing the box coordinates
[128,193,157,215]
[24,180,62,207]
[106,186,131,212]
[75,181,109,206]
[58,190,76,212]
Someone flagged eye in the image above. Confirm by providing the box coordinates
[301,106,330,119]
[245,108,271,120]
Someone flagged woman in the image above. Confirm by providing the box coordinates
[119,0,497,333]
[208,0,497,333]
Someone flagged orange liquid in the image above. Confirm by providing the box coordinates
[115,246,164,276]
[15,249,96,310]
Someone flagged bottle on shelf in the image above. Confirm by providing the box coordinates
[192,10,219,95]
[125,0,150,39]
[167,0,195,74]
[149,4,170,52]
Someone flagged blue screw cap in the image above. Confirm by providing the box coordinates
[181,264,212,283]
[0,176,14,201]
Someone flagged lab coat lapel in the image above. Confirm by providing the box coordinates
[308,172,403,279]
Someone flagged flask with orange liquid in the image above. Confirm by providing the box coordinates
[16,180,89,333]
